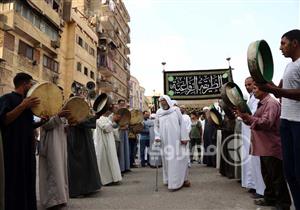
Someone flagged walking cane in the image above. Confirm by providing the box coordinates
[154,141,160,192]
[155,158,158,192]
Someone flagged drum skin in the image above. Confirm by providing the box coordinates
[221,82,252,115]
[209,106,222,126]
[247,40,274,83]
[63,96,90,124]
[26,82,63,117]
[117,108,131,127]
[93,93,111,115]
[130,110,143,125]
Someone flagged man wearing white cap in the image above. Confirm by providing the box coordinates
[154,95,190,191]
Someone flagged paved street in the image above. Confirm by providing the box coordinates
[41,164,278,210]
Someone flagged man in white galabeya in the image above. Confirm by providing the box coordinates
[154,95,190,191]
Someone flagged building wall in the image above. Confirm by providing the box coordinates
[129,75,148,111]
[60,7,98,98]
[0,1,61,95]
[100,0,130,103]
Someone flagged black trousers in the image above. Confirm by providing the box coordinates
[189,138,201,161]
[260,156,291,208]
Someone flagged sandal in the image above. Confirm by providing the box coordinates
[183,180,191,187]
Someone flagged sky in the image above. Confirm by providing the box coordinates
[124,0,300,97]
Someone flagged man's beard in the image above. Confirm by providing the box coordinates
[162,105,169,110]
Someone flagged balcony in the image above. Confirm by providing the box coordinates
[97,79,113,93]
[125,46,130,55]
[28,0,61,27]
[126,35,131,44]
[0,10,58,56]
[100,15,116,31]
[41,67,59,84]
[98,54,115,76]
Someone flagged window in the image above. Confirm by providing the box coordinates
[4,32,15,51]
[84,67,88,76]
[89,47,95,57]
[90,71,95,79]
[53,0,60,12]
[40,20,46,32]
[43,55,59,73]
[84,42,89,51]
[18,40,33,60]
[77,36,83,47]
[77,62,82,72]
[33,14,40,28]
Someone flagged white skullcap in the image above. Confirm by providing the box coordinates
[171,100,178,106]
[150,113,156,119]
[203,106,209,111]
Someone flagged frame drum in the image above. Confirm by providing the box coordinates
[130,110,143,125]
[117,108,131,127]
[221,82,251,114]
[26,82,63,117]
[93,93,111,115]
[63,96,90,124]
[247,40,274,83]
[209,105,222,126]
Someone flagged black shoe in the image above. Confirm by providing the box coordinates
[275,204,290,210]
[254,199,275,207]
[247,188,256,194]
[251,193,264,199]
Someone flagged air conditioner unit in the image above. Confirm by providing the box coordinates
[51,40,60,49]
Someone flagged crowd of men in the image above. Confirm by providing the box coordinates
[0,29,299,210]
[194,29,300,210]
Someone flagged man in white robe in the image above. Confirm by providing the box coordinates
[241,77,265,197]
[39,110,70,209]
[95,111,122,185]
[155,95,190,191]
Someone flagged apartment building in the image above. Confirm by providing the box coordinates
[60,4,98,98]
[99,0,130,103]
[0,0,62,94]
[129,75,149,111]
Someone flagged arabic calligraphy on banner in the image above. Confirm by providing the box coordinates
[163,69,233,100]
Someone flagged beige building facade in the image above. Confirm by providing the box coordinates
[99,0,130,103]
[129,75,149,111]
[60,6,98,98]
[0,0,132,105]
[0,0,62,94]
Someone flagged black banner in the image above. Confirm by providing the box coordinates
[163,69,233,100]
